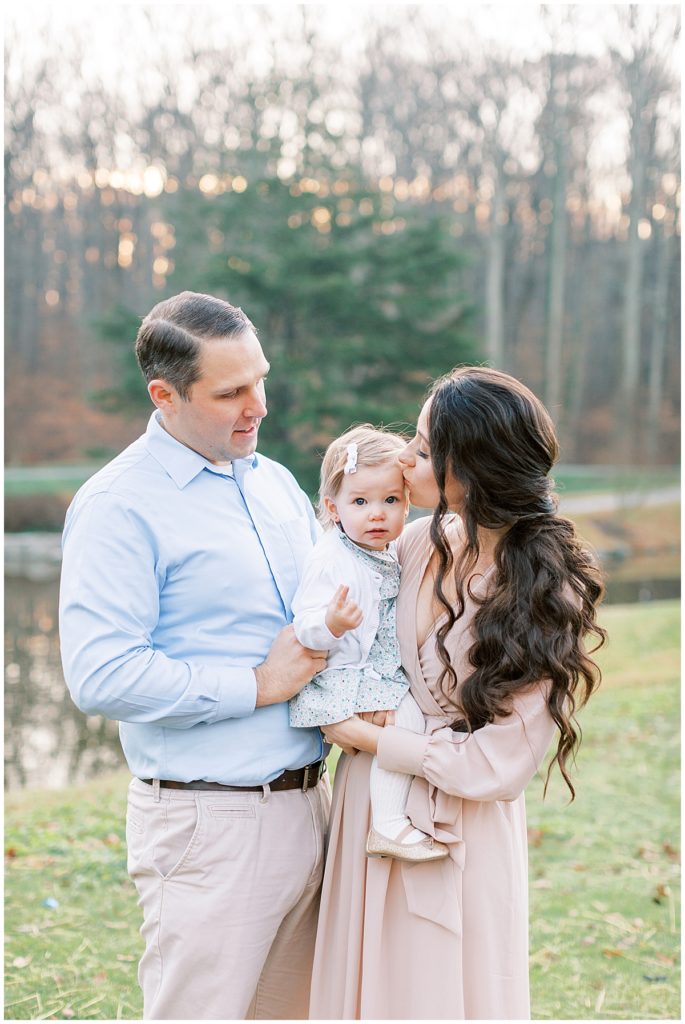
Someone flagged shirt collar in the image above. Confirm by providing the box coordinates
[144,411,258,489]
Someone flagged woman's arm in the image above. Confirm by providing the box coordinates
[323,715,384,753]
[375,683,556,802]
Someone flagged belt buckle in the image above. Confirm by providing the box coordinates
[302,759,325,793]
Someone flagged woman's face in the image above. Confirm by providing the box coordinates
[399,398,466,512]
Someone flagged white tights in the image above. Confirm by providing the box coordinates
[368,692,428,845]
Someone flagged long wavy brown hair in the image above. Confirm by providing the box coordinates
[428,366,606,799]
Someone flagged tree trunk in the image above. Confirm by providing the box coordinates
[617,56,649,464]
[645,221,671,459]
[485,163,505,368]
[544,128,568,422]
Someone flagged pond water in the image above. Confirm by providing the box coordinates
[3,538,680,790]
[4,575,125,791]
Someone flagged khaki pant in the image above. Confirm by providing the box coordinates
[126,775,330,1020]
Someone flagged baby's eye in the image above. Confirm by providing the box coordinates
[385,496,399,504]
[353,498,366,506]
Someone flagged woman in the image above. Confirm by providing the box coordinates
[309,367,605,1020]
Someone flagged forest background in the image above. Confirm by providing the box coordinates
[4,2,681,518]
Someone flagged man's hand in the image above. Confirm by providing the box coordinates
[325,584,363,638]
[254,624,327,707]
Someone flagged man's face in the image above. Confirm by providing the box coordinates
[154,329,270,464]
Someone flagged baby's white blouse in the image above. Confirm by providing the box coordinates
[289,527,409,726]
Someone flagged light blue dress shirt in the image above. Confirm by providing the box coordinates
[59,411,323,785]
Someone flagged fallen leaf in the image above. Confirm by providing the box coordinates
[93,972,107,985]
[527,827,545,847]
[602,948,625,958]
[653,883,671,904]
[636,844,660,862]
[103,833,121,846]
[662,842,679,861]
[5,848,17,859]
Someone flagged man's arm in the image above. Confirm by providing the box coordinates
[59,492,324,728]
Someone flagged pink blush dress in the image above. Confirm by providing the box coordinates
[309,516,557,1020]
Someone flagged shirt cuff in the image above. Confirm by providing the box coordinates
[216,667,258,720]
[376,725,431,778]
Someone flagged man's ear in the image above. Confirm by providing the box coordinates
[323,496,340,524]
[148,379,178,413]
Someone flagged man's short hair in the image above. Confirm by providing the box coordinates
[135,291,256,399]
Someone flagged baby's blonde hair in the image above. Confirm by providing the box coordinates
[317,424,408,528]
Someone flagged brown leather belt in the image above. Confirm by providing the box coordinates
[139,759,326,794]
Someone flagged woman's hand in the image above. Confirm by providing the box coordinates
[323,715,385,756]
[358,709,395,727]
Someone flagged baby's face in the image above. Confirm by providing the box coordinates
[326,462,409,551]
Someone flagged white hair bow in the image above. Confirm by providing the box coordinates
[343,442,358,475]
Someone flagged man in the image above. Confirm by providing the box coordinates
[59,291,329,1020]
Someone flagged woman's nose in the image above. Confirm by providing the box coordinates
[398,445,413,467]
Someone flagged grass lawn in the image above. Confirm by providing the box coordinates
[4,601,680,1020]
[526,600,680,1020]
[553,466,679,496]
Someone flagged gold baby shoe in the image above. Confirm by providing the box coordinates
[365,825,449,863]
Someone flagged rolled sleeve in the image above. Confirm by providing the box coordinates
[376,725,431,777]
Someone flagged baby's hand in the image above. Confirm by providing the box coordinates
[325,584,364,638]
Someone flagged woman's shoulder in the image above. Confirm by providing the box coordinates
[397,512,465,564]
[396,514,432,563]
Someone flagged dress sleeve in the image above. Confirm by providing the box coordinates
[376,682,557,801]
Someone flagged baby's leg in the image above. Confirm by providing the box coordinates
[368,693,428,845]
